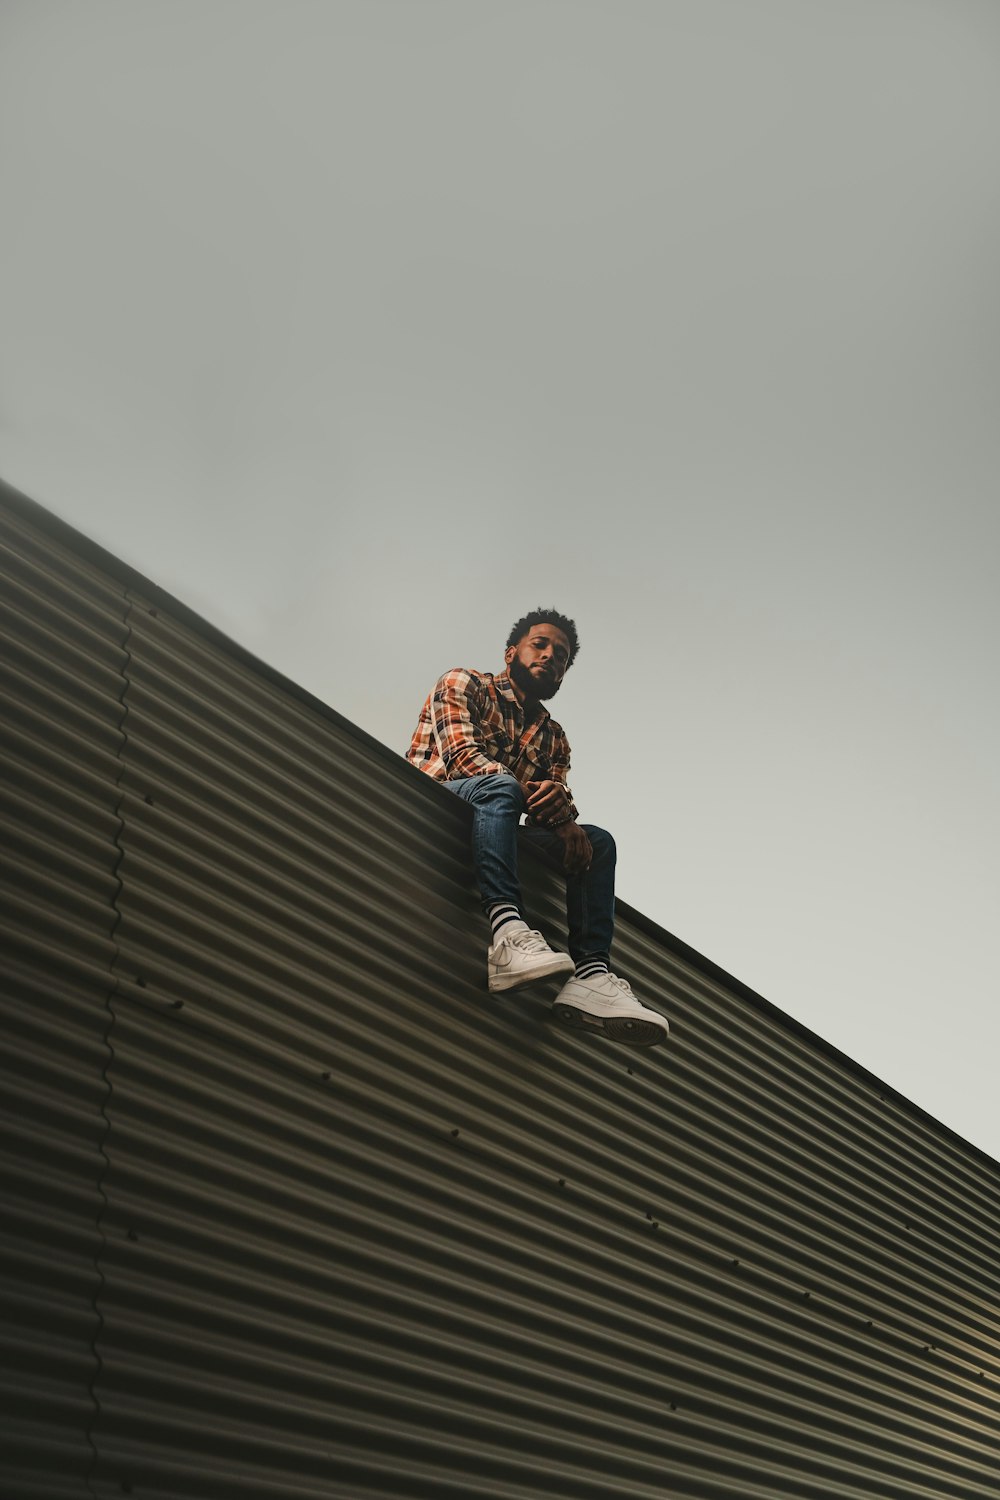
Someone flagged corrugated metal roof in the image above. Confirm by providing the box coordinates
[2,478,999,1499]
[0,500,131,1498]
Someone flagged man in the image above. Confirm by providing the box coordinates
[407,609,669,1046]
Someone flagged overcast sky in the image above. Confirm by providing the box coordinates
[2,1,998,1162]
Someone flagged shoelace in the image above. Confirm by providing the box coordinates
[607,973,634,996]
[507,928,551,954]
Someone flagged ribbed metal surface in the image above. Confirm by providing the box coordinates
[2,484,999,1499]
[0,503,129,1498]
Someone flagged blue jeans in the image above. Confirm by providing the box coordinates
[444,772,616,964]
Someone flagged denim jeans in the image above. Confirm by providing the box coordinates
[443,772,616,964]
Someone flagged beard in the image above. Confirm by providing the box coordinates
[508,655,562,702]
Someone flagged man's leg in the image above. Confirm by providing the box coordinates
[443,772,526,924]
[443,774,574,991]
[521,821,670,1047]
[520,821,616,965]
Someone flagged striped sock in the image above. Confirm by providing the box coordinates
[488,904,525,941]
[575,956,610,982]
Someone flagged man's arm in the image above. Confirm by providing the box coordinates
[525,730,591,871]
[551,819,593,874]
[528,782,592,872]
[524,727,579,826]
[429,670,509,780]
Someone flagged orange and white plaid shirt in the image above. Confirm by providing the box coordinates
[407,668,578,822]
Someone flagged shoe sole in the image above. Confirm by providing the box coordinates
[552,1003,668,1047]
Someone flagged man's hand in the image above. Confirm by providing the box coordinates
[526,780,590,870]
[553,820,593,874]
[525,779,571,824]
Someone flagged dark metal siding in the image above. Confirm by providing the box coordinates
[2,483,999,1499]
[0,505,130,1498]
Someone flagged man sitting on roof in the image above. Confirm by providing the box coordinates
[407,608,669,1047]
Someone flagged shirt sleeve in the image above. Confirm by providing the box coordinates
[531,725,579,825]
[429,670,510,780]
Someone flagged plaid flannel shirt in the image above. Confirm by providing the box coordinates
[407,667,578,824]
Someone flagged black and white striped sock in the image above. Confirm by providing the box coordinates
[575,956,610,982]
[488,903,525,941]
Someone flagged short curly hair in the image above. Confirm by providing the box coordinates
[506,608,580,668]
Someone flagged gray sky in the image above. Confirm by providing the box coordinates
[3,1,999,1160]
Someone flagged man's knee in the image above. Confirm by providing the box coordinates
[464,772,526,813]
[582,824,616,863]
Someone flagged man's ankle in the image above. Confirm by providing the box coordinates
[488,903,527,943]
[575,955,610,981]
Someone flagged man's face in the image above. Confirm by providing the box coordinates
[505,622,571,702]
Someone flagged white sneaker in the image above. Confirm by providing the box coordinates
[552,972,669,1047]
[488,926,576,992]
